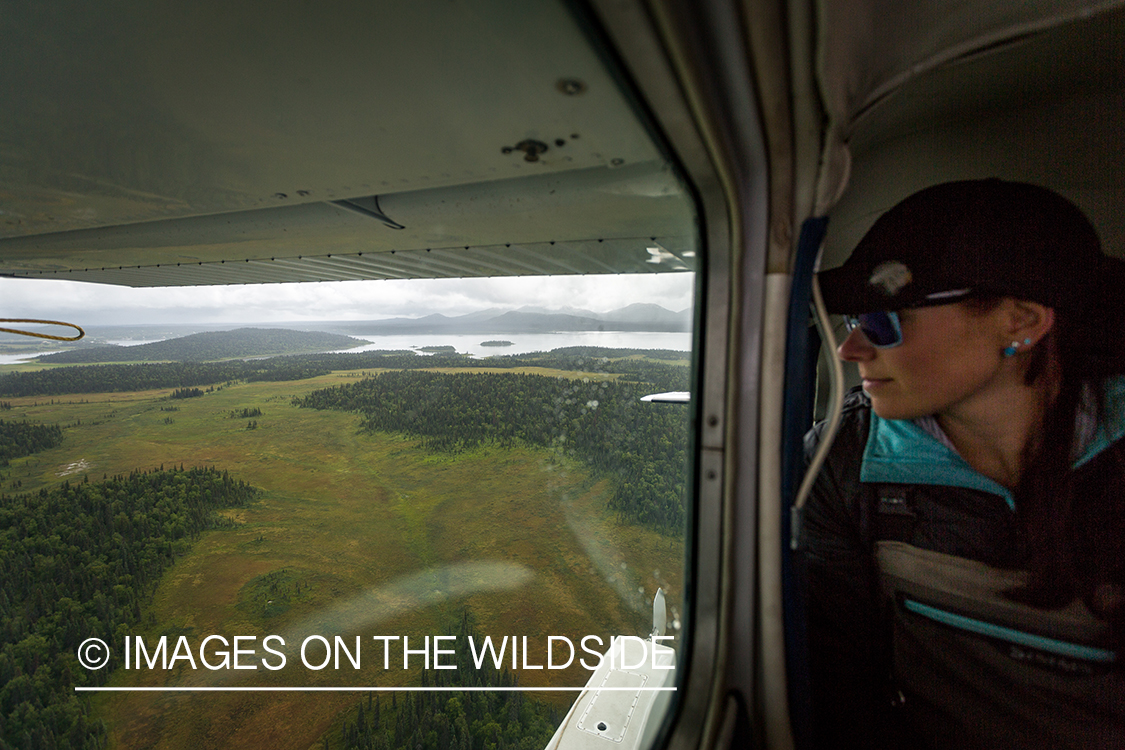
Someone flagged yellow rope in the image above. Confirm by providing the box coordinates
[0,318,85,342]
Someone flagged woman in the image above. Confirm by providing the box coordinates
[802,179,1125,749]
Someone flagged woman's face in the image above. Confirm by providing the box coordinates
[837,302,1013,421]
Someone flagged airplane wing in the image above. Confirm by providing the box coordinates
[0,1,694,288]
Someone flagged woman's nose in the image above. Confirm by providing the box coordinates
[837,326,876,362]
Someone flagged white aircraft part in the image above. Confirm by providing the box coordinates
[545,635,676,750]
[652,588,667,638]
[639,392,690,404]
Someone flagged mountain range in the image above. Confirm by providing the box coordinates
[332,303,690,335]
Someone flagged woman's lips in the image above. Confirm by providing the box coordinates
[862,377,892,391]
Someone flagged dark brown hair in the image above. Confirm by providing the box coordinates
[1005,304,1125,656]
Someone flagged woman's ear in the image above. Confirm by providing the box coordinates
[1004,299,1055,349]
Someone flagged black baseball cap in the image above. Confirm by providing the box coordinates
[818,178,1123,315]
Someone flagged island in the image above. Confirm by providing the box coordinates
[480,340,514,347]
[34,328,367,364]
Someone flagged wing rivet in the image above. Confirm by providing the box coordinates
[557,78,586,95]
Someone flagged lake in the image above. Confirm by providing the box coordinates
[342,330,692,357]
[0,330,692,365]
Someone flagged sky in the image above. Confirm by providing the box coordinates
[0,272,695,327]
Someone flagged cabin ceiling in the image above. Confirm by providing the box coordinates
[818,0,1125,267]
[0,0,694,286]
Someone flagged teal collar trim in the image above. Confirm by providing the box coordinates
[861,414,1015,510]
[861,375,1125,509]
[1075,375,1125,468]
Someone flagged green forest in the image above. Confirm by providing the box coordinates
[0,348,688,399]
[295,369,688,530]
[0,467,257,749]
[0,421,64,467]
[325,612,562,750]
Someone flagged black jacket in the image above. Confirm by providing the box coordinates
[800,387,1125,749]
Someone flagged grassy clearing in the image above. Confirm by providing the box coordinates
[2,368,684,749]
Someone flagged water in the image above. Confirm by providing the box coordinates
[341,331,692,358]
[0,330,692,366]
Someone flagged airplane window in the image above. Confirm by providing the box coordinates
[0,272,694,749]
[0,2,699,748]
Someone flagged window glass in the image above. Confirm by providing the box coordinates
[0,1,698,748]
[0,272,694,748]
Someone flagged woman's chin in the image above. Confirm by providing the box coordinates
[868,394,926,421]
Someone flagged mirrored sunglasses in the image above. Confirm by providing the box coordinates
[841,288,976,348]
[844,310,903,348]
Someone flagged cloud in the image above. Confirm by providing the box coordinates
[0,273,694,325]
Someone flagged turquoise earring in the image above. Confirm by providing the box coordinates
[1003,337,1033,357]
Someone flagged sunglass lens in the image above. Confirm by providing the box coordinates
[848,311,901,347]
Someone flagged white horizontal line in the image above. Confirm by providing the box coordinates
[76,686,677,693]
